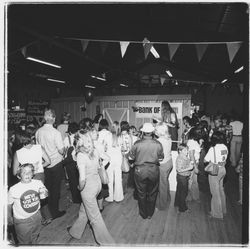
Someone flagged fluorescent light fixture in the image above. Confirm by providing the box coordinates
[91,75,106,81]
[26,57,61,68]
[47,78,65,84]
[221,79,228,83]
[234,66,244,73]
[85,85,96,89]
[166,70,173,77]
[120,84,128,87]
[150,46,160,58]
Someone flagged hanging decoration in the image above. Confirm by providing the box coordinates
[239,83,244,93]
[143,38,153,59]
[85,89,94,104]
[160,77,165,86]
[168,43,180,61]
[226,42,242,63]
[195,44,208,62]
[21,46,27,57]
[80,40,89,53]
[120,41,130,58]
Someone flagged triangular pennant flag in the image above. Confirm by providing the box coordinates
[168,43,180,61]
[195,44,208,62]
[239,83,244,93]
[100,42,108,55]
[120,41,130,58]
[21,46,27,57]
[80,40,89,53]
[226,42,242,63]
[160,77,165,86]
[193,87,198,94]
[143,38,152,59]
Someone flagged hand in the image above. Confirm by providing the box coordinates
[8,216,14,226]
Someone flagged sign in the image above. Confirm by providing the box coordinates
[26,100,49,125]
[8,110,26,125]
[134,101,183,119]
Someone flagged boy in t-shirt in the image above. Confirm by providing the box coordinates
[174,144,194,213]
[8,163,48,244]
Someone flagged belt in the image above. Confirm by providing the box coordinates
[233,135,242,137]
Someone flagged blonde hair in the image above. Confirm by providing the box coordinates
[110,122,120,147]
[155,122,170,139]
[44,109,56,122]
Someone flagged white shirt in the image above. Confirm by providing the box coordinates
[229,121,243,136]
[8,179,46,219]
[157,136,172,163]
[204,144,228,164]
[98,129,113,152]
[63,134,75,148]
[35,124,64,167]
[187,139,201,163]
[16,145,44,174]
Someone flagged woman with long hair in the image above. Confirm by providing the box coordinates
[204,131,228,219]
[155,122,173,210]
[67,130,114,245]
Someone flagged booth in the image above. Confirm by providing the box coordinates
[51,94,191,191]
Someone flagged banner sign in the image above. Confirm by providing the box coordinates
[8,110,26,125]
[26,100,49,124]
[134,101,182,119]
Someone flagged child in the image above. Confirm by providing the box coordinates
[174,144,194,213]
[8,163,48,245]
[235,153,243,205]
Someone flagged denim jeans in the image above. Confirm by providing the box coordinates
[208,166,227,218]
[230,136,242,167]
[174,174,189,212]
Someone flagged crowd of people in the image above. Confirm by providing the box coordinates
[7,102,244,245]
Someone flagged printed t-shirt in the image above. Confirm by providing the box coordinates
[204,144,228,164]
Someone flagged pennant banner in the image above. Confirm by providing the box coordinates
[100,42,108,55]
[195,44,208,62]
[21,46,27,57]
[80,40,89,53]
[193,87,198,94]
[226,42,242,63]
[160,77,165,86]
[143,38,152,59]
[239,83,244,93]
[120,41,130,58]
[168,43,180,61]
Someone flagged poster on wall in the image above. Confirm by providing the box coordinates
[8,109,26,126]
[26,100,49,126]
[134,101,182,120]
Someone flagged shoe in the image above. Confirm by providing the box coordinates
[42,218,53,226]
[53,211,66,220]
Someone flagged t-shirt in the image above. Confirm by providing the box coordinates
[16,145,44,174]
[187,139,201,163]
[204,144,228,164]
[8,179,46,219]
[157,137,172,163]
[229,121,243,136]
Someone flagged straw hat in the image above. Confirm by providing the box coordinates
[140,123,155,133]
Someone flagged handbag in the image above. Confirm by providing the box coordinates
[204,147,219,176]
[121,154,130,173]
[98,164,109,184]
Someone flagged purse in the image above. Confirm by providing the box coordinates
[204,147,219,176]
[121,154,130,173]
[98,159,109,184]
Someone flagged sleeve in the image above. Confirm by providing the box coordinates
[76,153,86,181]
[204,148,213,162]
[8,188,14,205]
[157,143,164,161]
[55,130,64,151]
[128,144,137,161]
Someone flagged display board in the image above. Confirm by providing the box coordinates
[8,110,26,126]
[26,100,49,125]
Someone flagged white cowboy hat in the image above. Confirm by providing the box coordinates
[140,123,155,133]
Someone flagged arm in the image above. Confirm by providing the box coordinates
[41,146,51,168]
[76,153,86,191]
[55,131,65,156]
[158,143,164,162]
[12,152,20,176]
[7,204,13,225]
[188,149,198,173]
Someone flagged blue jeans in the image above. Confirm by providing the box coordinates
[174,174,189,212]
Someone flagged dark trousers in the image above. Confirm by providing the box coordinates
[44,161,64,218]
[134,164,159,219]
[174,174,189,212]
[64,161,81,203]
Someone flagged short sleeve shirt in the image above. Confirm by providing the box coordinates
[8,179,46,219]
[187,139,201,163]
[204,144,228,164]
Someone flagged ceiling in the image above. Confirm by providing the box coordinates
[7,3,249,92]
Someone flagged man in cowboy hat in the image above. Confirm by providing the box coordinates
[128,123,164,219]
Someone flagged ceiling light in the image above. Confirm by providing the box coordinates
[26,57,61,68]
[234,66,244,73]
[47,78,65,84]
[221,79,228,83]
[91,75,106,81]
[166,70,173,77]
[120,84,128,87]
[85,85,96,89]
[150,46,160,58]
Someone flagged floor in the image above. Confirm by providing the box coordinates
[10,166,244,246]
